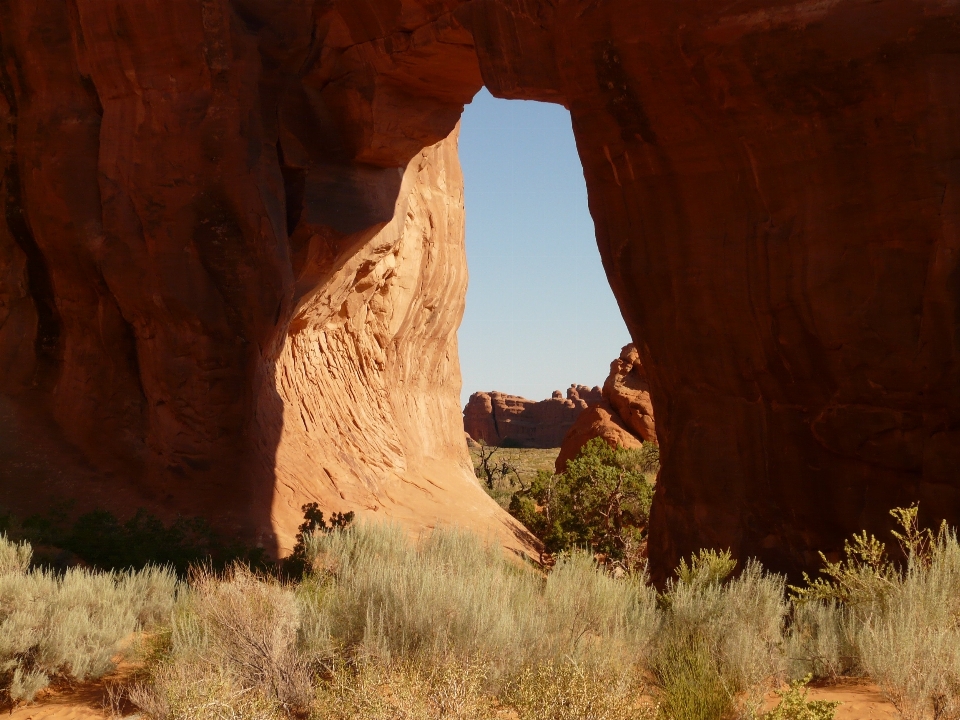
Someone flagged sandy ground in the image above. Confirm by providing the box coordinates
[8,685,115,720]
[6,666,139,720]
[10,678,899,720]
[807,681,900,720]
[759,679,900,720]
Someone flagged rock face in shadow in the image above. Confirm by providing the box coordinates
[463,385,603,448]
[1,0,959,578]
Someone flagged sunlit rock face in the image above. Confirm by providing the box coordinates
[1,0,958,577]
[555,343,657,471]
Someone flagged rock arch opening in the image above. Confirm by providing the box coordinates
[457,88,630,410]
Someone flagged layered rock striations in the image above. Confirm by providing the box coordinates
[463,385,603,448]
[265,131,530,551]
[2,0,959,579]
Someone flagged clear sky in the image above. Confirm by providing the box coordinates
[457,89,632,407]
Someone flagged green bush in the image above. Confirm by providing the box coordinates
[652,632,732,720]
[762,676,839,720]
[509,437,657,568]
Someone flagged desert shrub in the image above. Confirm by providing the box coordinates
[761,675,839,720]
[0,534,31,575]
[542,552,658,667]
[129,659,285,720]
[509,438,657,569]
[852,523,960,720]
[652,631,732,720]
[790,505,960,720]
[674,549,738,588]
[783,600,855,680]
[313,660,497,720]
[127,524,657,719]
[303,523,546,671]
[314,659,644,720]
[132,565,313,719]
[652,553,788,720]
[790,529,898,614]
[0,534,177,706]
[282,504,354,578]
[503,661,648,720]
[302,522,659,679]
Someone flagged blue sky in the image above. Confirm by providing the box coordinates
[457,89,632,406]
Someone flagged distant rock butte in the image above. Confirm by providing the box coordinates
[463,385,603,448]
[556,344,657,471]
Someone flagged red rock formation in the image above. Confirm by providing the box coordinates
[555,344,657,470]
[1,0,958,580]
[463,385,603,448]
[555,404,644,472]
[604,344,657,444]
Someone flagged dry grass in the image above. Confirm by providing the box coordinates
[0,534,177,706]
[303,523,658,676]
[9,513,960,720]
[653,558,788,720]
[469,447,561,508]
[784,516,960,720]
[852,528,960,720]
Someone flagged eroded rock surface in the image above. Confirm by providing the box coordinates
[604,344,657,445]
[463,385,602,448]
[556,343,657,470]
[1,0,959,579]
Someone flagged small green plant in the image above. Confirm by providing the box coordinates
[283,504,355,577]
[789,529,898,610]
[761,675,840,720]
[789,504,946,611]
[652,632,732,720]
[508,438,657,569]
[675,549,738,588]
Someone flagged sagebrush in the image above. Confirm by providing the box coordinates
[5,504,960,720]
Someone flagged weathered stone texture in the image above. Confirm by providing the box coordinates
[555,343,657,471]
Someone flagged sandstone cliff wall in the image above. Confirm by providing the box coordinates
[463,385,602,448]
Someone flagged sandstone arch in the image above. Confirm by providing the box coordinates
[1,0,958,580]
